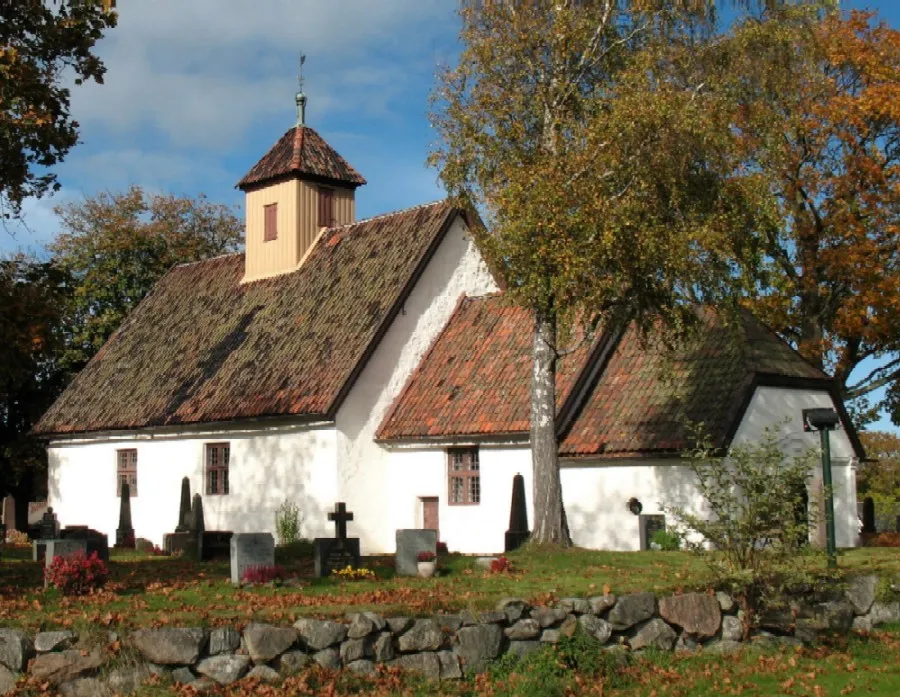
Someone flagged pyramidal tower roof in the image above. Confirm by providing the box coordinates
[237,125,367,191]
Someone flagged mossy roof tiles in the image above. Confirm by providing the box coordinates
[35,201,455,436]
[237,126,366,190]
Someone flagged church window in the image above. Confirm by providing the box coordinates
[318,187,334,227]
[116,449,137,497]
[448,448,480,505]
[264,203,278,242]
[206,443,230,495]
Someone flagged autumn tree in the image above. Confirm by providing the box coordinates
[50,187,244,370]
[704,9,900,424]
[858,431,900,503]
[430,1,773,544]
[0,256,71,527]
[1,0,116,218]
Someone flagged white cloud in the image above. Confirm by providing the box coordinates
[68,0,458,148]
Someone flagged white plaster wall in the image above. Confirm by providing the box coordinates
[335,215,498,554]
[47,424,338,547]
[384,446,533,555]
[732,386,859,548]
[561,461,707,551]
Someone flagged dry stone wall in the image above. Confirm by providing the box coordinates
[0,576,897,694]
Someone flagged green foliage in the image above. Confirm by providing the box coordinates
[651,528,683,551]
[274,499,301,546]
[859,431,900,503]
[50,186,243,370]
[0,1,115,218]
[667,427,823,607]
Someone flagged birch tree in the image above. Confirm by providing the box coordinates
[430,1,779,544]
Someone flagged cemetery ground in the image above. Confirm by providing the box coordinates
[2,544,900,695]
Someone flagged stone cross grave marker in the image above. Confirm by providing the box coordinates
[230,533,275,586]
[314,502,361,577]
[395,529,437,576]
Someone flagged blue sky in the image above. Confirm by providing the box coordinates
[2,0,899,431]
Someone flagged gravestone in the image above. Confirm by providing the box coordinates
[638,514,666,551]
[862,497,876,534]
[230,533,275,585]
[115,481,136,549]
[504,473,530,552]
[1,495,15,532]
[189,494,205,560]
[395,529,437,576]
[38,507,59,540]
[314,502,361,578]
[201,531,233,562]
[44,539,87,568]
[60,526,109,562]
[176,477,192,533]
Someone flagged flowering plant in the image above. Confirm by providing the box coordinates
[5,529,29,547]
[416,550,436,562]
[490,556,514,574]
[241,565,287,584]
[331,565,375,580]
[44,551,109,595]
[436,541,449,556]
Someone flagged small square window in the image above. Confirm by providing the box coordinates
[116,449,137,497]
[448,448,479,505]
[206,443,230,495]
[318,187,334,227]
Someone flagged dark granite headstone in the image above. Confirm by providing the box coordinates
[163,531,193,556]
[188,494,205,560]
[38,507,59,540]
[862,497,876,534]
[639,514,667,551]
[60,526,109,561]
[504,473,530,552]
[115,481,135,549]
[175,477,192,533]
[314,502,361,577]
[201,531,233,561]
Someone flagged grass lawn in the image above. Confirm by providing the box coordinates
[1,543,898,634]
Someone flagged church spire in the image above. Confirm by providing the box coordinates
[295,53,307,127]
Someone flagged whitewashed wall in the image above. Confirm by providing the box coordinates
[335,214,498,554]
[47,424,338,547]
[383,446,533,555]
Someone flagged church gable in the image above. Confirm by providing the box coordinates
[35,201,461,436]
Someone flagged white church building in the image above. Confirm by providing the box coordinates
[35,111,864,555]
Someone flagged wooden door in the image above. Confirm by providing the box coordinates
[422,497,439,535]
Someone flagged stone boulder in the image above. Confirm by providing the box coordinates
[208,627,240,655]
[505,619,541,641]
[313,648,342,670]
[347,613,382,639]
[721,616,743,642]
[340,638,368,664]
[705,640,743,655]
[346,659,376,676]
[130,628,207,665]
[438,650,462,680]
[0,629,34,672]
[629,619,677,652]
[455,624,504,673]
[29,649,104,685]
[294,619,347,651]
[275,651,311,676]
[870,601,900,626]
[559,598,591,615]
[496,598,528,623]
[589,595,617,616]
[247,664,281,683]
[170,667,197,685]
[393,652,441,679]
[195,654,251,684]
[34,631,76,654]
[107,665,150,695]
[532,606,567,628]
[398,619,444,653]
[846,576,878,616]
[0,665,17,696]
[387,617,413,635]
[58,677,111,697]
[716,592,735,613]
[373,632,395,663]
[578,615,613,644]
[607,593,657,631]
[243,623,297,663]
[659,593,722,639]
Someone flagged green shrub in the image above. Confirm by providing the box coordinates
[651,528,683,551]
[274,499,301,546]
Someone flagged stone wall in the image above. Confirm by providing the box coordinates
[0,576,896,695]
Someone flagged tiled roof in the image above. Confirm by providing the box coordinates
[237,126,367,190]
[35,202,457,436]
[379,298,831,459]
[377,295,592,440]
[559,309,828,458]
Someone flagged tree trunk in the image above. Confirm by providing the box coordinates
[530,308,571,546]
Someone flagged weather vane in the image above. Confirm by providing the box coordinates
[295,53,308,127]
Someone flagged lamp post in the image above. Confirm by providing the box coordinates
[802,407,840,569]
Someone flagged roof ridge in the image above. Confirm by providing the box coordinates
[327,199,450,231]
[172,250,244,270]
